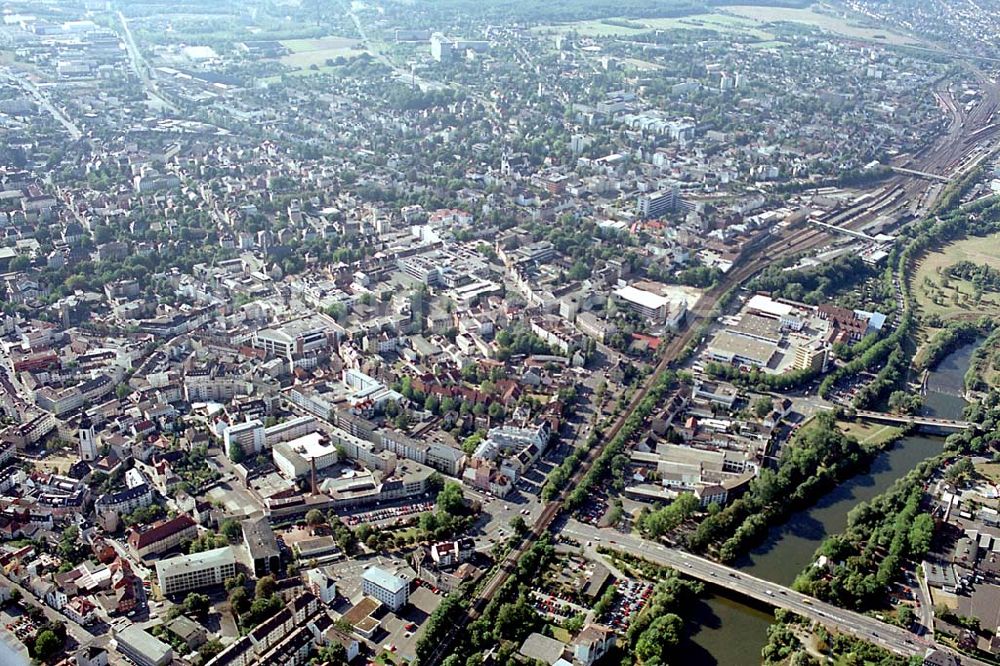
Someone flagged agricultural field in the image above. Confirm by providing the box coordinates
[279,36,364,71]
[721,5,922,46]
[913,232,1000,323]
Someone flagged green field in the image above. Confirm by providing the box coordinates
[837,421,902,447]
[722,5,921,46]
[913,232,1000,323]
[279,36,363,70]
[533,13,773,39]
[533,5,921,46]
[622,57,663,71]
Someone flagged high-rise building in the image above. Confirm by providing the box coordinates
[223,419,266,457]
[430,33,455,62]
[637,186,681,219]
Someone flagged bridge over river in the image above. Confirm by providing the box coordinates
[853,410,972,433]
[561,520,991,666]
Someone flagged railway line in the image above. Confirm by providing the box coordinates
[423,68,1000,666]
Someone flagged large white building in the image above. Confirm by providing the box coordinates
[252,313,342,360]
[362,567,409,611]
[614,285,687,330]
[156,546,237,596]
[272,432,339,479]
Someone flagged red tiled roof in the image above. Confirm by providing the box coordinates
[126,513,195,550]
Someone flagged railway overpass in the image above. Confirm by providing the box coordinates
[560,520,991,665]
[853,410,972,433]
[890,166,951,182]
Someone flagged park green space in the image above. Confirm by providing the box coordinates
[913,231,1000,323]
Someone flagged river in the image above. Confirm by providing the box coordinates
[680,342,979,664]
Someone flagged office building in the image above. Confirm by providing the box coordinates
[115,625,173,666]
[156,546,237,596]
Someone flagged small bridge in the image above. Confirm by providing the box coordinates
[854,410,972,433]
[890,166,951,182]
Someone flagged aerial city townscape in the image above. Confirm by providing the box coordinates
[7,0,1000,665]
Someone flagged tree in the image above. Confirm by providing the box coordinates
[510,515,527,537]
[752,396,774,419]
[33,629,62,661]
[199,639,224,663]
[228,587,250,616]
[436,482,465,516]
[306,509,325,527]
[908,513,935,554]
[635,614,683,662]
[228,441,246,464]
[184,592,210,618]
[945,457,975,483]
[220,519,242,543]
[255,575,276,600]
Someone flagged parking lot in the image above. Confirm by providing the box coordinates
[603,578,653,631]
[343,502,435,527]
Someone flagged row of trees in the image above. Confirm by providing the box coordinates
[637,492,702,538]
[564,372,677,510]
[705,360,820,393]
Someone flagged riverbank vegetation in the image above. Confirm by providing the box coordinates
[965,326,1000,393]
[915,318,993,371]
[761,611,918,665]
[686,413,886,561]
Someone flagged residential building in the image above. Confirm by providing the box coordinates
[242,516,280,577]
[127,514,198,560]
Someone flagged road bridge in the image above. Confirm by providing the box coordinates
[853,410,971,432]
[891,166,951,182]
[561,521,991,665]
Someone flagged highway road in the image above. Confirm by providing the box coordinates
[559,521,996,666]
